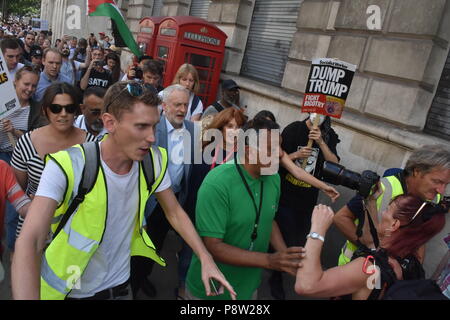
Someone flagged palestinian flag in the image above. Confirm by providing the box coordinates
[87,0,141,57]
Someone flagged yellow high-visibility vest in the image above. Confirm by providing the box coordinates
[40,143,168,299]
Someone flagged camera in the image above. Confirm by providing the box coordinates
[132,66,143,80]
[442,196,450,211]
[322,161,380,198]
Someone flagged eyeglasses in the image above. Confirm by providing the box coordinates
[104,82,158,113]
[48,104,78,114]
[399,201,439,229]
[89,109,102,116]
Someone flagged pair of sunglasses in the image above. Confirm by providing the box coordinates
[48,104,78,114]
[104,82,157,112]
[400,201,445,228]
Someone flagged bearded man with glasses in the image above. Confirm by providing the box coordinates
[74,87,108,138]
[334,145,450,266]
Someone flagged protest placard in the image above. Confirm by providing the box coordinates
[31,19,49,31]
[0,50,21,120]
[31,18,41,31]
[301,58,356,119]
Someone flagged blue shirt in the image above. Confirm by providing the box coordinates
[165,118,185,194]
[34,71,72,102]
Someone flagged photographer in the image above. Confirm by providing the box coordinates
[122,55,152,81]
[334,145,450,266]
[60,43,91,87]
[80,47,112,90]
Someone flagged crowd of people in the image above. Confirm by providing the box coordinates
[0,21,449,301]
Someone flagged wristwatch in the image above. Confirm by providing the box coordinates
[307,232,325,242]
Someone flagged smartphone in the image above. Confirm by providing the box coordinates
[210,278,221,295]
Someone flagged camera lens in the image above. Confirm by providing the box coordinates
[322,161,361,191]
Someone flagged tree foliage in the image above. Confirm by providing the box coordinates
[3,0,41,20]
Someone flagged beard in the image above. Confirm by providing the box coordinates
[90,120,104,133]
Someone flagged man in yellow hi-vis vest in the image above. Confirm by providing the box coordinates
[334,145,450,266]
[11,82,236,300]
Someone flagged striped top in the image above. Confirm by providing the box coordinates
[12,130,96,237]
[0,106,30,152]
[11,130,96,195]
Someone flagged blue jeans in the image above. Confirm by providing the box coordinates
[0,151,20,251]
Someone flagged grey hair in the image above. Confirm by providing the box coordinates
[161,84,190,103]
[404,144,450,176]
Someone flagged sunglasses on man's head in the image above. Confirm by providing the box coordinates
[105,82,158,113]
[48,104,78,114]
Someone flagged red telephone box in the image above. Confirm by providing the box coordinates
[137,16,164,58]
[154,16,228,107]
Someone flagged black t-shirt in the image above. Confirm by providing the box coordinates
[279,119,340,210]
[22,50,31,64]
[87,68,113,89]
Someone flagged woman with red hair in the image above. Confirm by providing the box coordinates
[295,194,447,299]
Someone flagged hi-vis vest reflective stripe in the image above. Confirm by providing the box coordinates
[40,144,168,300]
[337,175,441,266]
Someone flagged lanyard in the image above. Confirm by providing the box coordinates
[234,157,264,251]
[210,145,235,170]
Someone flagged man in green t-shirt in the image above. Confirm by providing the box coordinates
[186,118,306,300]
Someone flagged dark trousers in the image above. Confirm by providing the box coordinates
[269,204,314,299]
[275,205,313,247]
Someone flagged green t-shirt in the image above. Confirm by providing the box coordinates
[186,160,280,300]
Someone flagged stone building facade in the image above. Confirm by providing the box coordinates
[107,0,450,176]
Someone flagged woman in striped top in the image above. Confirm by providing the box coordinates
[12,83,96,238]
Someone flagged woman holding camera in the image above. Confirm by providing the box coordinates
[295,195,446,299]
[103,52,123,85]
[80,47,112,90]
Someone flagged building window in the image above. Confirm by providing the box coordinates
[240,0,301,86]
[153,0,163,16]
[189,0,211,19]
[424,50,450,140]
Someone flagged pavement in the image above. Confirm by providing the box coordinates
[0,218,346,301]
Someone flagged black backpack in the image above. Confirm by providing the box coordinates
[52,141,155,239]
[383,279,448,300]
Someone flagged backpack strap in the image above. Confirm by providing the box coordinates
[355,198,380,249]
[191,95,201,115]
[142,148,155,191]
[52,142,100,239]
[352,247,398,300]
[212,102,225,113]
[52,142,157,239]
